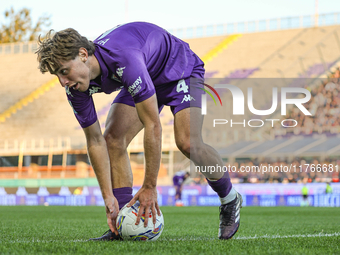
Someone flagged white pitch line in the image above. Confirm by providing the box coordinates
[168,232,340,241]
[234,232,340,240]
[0,239,88,243]
[1,233,339,243]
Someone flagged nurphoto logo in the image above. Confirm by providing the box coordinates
[198,80,312,129]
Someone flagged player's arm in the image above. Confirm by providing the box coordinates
[83,120,119,234]
[116,49,162,225]
[135,94,162,189]
[127,94,162,226]
[83,120,112,198]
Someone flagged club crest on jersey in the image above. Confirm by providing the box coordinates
[116,67,126,78]
[111,73,122,83]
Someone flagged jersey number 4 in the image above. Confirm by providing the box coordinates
[176,79,188,93]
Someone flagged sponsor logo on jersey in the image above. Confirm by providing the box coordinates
[116,67,126,78]
[128,76,142,97]
[181,95,195,103]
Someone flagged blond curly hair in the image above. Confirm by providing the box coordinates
[36,28,95,74]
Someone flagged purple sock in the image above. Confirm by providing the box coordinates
[175,186,181,200]
[206,172,232,198]
[112,187,133,210]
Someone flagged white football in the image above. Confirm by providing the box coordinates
[116,201,164,241]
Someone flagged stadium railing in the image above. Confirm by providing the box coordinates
[0,13,338,55]
[0,41,37,55]
[169,13,340,39]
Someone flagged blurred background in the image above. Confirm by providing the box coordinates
[0,0,339,207]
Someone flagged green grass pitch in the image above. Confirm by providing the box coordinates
[0,206,339,254]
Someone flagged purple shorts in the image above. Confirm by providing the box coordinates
[113,59,205,115]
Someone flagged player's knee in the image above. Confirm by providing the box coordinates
[176,139,191,157]
[104,132,128,151]
[177,139,204,158]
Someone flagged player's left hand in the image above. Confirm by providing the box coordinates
[127,186,161,227]
[104,195,119,235]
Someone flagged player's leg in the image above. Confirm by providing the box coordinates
[89,96,143,241]
[104,102,144,209]
[105,88,164,208]
[175,55,242,238]
[173,107,233,191]
[174,184,182,206]
[173,107,242,239]
[177,186,184,206]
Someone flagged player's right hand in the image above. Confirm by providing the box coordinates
[127,186,161,227]
[104,196,119,235]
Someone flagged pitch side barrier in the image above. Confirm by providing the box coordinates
[0,183,339,207]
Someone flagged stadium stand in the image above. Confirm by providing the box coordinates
[185,35,229,59]
[199,34,242,64]
[277,66,340,136]
[0,49,53,113]
[1,23,340,184]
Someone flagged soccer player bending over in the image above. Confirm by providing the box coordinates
[36,22,242,240]
[173,171,190,206]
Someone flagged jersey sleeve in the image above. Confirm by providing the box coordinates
[65,87,97,128]
[115,49,155,103]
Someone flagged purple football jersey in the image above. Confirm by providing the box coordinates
[66,22,202,128]
[173,170,188,186]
